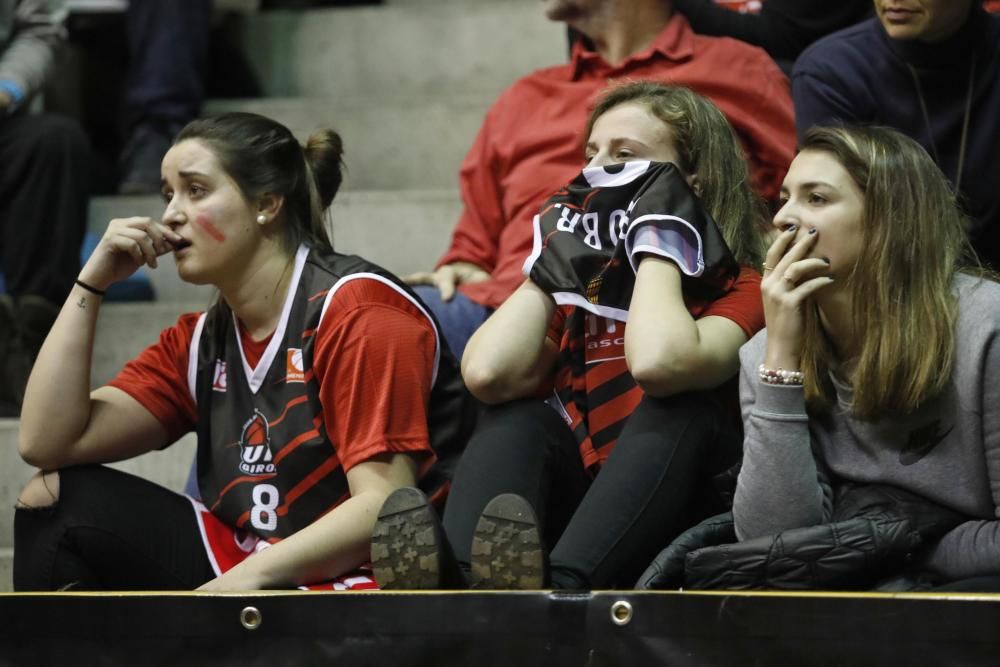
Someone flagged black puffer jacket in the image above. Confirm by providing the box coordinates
[637,483,967,591]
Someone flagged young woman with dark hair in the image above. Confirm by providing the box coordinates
[13,112,469,591]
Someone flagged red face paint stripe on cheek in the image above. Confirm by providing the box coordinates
[196,214,226,242]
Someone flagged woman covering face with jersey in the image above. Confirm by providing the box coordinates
[13,112,470,591]
[370,81,771,591]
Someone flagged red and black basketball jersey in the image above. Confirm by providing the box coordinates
[190,245,472,540]
[546,266,763,474]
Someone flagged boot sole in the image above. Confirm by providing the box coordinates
[371,487,442,589]
[470,494,546,589]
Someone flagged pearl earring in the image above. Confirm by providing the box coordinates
[256,214,267,225]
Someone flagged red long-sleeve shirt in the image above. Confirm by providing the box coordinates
[438,12,795,309]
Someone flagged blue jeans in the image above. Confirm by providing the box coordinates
[411,285,491,361]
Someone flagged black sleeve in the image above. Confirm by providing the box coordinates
[671,0,872,60]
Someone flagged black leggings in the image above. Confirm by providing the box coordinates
[14,466,215,591]
[442,394,740,589]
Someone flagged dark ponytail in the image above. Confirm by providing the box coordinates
[175,112,344,253]
[304,129,345,210]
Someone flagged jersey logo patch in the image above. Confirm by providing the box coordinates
[239,409,276,475]
[212,360,228,392]
[286,348,305,383]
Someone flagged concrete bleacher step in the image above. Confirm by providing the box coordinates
[202,95,493,191]
[91,302,208,387]
[239,1,564,100]
[0,420,197,591]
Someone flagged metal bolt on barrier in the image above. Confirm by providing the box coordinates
[240,606,262,630]
[610,600,633,626]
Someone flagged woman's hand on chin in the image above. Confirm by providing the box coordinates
[761,226,835,369]
[79,217,185,290]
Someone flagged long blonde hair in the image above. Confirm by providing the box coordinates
[798,125,975,420]
[584,81,769,268]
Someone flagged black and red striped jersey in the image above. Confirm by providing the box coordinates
[546,266,763,474]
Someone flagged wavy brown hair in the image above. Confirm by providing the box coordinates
[798,125,976,420]
[584,81,769,268]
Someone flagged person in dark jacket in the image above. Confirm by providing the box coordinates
[792,0,1000,270]
[671,0,872,72]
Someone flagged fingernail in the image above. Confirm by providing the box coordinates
[786,225,797,232]
[808,228,817,235]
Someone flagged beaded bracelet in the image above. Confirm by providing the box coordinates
[758,364,804,386]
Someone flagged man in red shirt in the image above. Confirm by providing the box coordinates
[405,0,795,358]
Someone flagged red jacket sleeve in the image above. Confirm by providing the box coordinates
[313,279,438,473]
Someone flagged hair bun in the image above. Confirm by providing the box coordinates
[304,129,345,209]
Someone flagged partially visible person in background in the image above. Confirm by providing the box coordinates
[792,0,1000,269]
[116,0,211,194]
[0,0,89,415]
[671,0,872,73]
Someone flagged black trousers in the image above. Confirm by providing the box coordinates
[442,394,740,589]
[0,113,89,303]
[14,466,215,591]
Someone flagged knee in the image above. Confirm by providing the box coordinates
[16,471,60,509]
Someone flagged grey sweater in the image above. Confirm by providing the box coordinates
[0,0,63,113]
[734,274,1000,580]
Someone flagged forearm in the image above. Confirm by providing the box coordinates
[204,453,420,589]
[733,382,827,540]
[18,283,103,467]
[917,521,1000,581]
[462,280,556,403]
[625,257,741,395]
[225,490,388,589]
